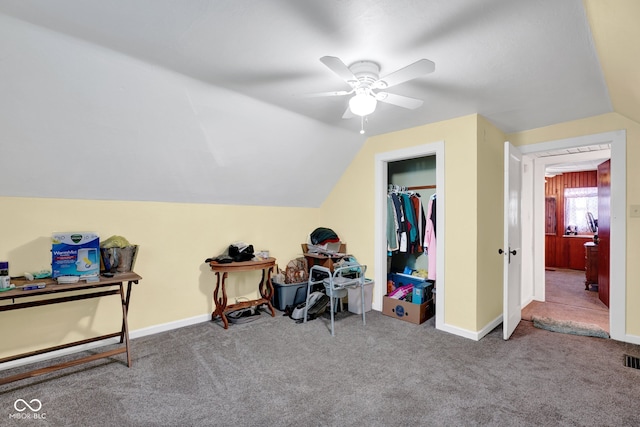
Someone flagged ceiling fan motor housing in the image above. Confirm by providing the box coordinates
[349,61,382,88]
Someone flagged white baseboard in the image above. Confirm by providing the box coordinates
[620,333,640,346]
[437,314,503,341]
[521,296,534,307]
[0,314,211,372]
[129,314,210,339]
[478,315,504,340]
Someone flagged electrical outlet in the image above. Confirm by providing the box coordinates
[631,205,640,218]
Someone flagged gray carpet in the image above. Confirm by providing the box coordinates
[1,310,640,426]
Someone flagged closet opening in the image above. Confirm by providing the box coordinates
[374,141,445,333]
[387,158,436,321]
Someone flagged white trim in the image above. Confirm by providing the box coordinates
[439,315,503,341]
[520,155,535,305]
[523,130,628,343]
[0,314,211,371]
[624,334,640,346]
[518,130,622,155]
[529,149,611,302]
[129,314,210,339]
[374,141,446,332]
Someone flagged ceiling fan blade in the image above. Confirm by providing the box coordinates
[374,59,435,89]
[320,56,358,86]
[300,90,352,98]
[342,105,355,119]
[376,92,424,109]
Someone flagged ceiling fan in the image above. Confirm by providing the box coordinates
[311,56,435,123]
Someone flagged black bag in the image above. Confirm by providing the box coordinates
[227,306,261,324]
[286,291,330,323]
[228,243,254,262]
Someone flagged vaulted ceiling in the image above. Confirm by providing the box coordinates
[0,1,637,207]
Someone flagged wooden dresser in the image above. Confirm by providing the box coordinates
[584,242,598,290]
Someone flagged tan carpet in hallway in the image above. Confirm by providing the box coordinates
[522,268,609,334]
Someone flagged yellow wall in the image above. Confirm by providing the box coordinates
[0,197,319,358]
[321,110,640,338]
[507,112,640,337]
[476,117,506,327]
[3,111,638,359]
[320,114,481,331]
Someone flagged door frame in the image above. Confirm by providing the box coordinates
[519,130,627,342]
[374,141,445,330]
[523,148,610,304]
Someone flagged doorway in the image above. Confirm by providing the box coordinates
[522,268,610,333]
[373,141,445,331]
[518,130,626,341]
[522,155,610,333]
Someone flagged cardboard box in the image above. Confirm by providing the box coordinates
[51,232,100,278]
[382,295,433,325]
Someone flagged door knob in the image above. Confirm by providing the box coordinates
[498,248,517,255]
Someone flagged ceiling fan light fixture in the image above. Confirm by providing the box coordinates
[349,91,377,117]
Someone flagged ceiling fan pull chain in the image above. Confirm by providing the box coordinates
[360,116,365,134]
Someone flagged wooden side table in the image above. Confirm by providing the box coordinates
[208,258,276,329]
[0,272,141,385]
[584,242,599,290]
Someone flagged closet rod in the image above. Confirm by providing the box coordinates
[407,185,436,190]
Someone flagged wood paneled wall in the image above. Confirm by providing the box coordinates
[545,171,597,269]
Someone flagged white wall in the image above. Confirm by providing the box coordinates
[0,13,361,208]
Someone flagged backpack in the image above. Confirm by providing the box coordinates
[287,291,330,323]
[228,243,254,262]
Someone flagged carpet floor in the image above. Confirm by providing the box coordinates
[1,307,639,426]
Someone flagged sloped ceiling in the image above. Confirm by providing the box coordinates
[0,0,634,207]
[584,0,640,126]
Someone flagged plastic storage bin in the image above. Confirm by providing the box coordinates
[389,273,434,302]
[347,279,374,314]
[271,281,308,311]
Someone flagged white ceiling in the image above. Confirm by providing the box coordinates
[0,1,617,206]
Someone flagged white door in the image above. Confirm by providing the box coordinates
[502,141,523,340]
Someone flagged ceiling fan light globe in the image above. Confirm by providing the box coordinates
[349,93,377,116]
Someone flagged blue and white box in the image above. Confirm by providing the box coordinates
[413,281,427,304]
[51,232,100,278]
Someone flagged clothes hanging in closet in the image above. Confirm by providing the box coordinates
[387,194,400,252]
[387,189,426,255]
[424,194,436,280]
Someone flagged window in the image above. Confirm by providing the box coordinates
[564,187,598,234]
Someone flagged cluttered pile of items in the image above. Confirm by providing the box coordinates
[272,228,370,330]
[381,271,434,325]
[1,233,137,292]
[205,228,371,332]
